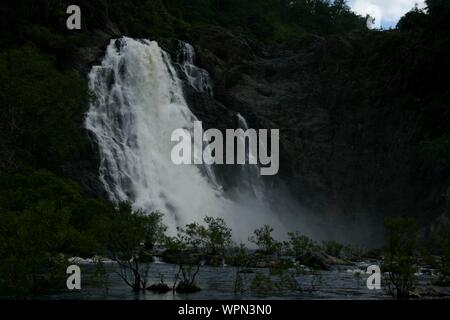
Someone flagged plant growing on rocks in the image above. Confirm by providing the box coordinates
[249,225,282,256]
[148,273,171,293]
[287,232,317,261]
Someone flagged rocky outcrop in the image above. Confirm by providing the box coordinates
[179,26,449,240]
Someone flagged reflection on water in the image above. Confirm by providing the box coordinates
[44,261,450,300]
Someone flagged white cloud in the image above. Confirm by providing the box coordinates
[348,0,427,27]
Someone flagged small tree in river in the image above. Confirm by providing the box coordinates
[383,217,418,299]
[170,216,233,292]
[98,203,167,293]
[249,225,282,255]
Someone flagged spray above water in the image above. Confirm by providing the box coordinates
[85,37,296,239]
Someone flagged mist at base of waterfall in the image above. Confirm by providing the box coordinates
[85,37,311,241]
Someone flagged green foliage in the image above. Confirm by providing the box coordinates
[169,218,223,293]
[249,265,303,295]
[170,217,232,292]
[0,169,115,297]
[167,0,365,41]
[142,211,168,251]
[94,203,167,292]
[177,216,232,256]
[109,0,177,38]
[0,201,85,298]
[166,235,203,293]
[322,240,345,258]
[432,233,450,286]
[0,47,89,170]
[0,169,112,251]
[342,244,366,260]
[230,243,250,269]
[383,217,419,299]
[250,271,274,294]
[204,216,233,255]
[287,231,316,260]
[425,0,450,33]
[0,0,448,299]
[397,5,428,31]
[249,225,282,255]
[0,1,366,54]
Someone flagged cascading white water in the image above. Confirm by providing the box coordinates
[85,37,289,239]
[176,42,213,96]
[236,113,265,201]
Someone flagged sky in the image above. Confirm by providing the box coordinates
[347,0,427,29]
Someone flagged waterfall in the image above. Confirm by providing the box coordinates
[176,42,213,96]
[236,113,265,201]
[85,37,289,239]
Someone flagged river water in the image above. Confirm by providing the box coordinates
[46,260,449,300]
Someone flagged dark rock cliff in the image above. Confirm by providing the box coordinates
[181,26,449,233]
[72,23,449,239]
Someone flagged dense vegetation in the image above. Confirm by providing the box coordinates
[0,0,449,298]
[0,1,366,48]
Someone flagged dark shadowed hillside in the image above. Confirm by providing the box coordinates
[1,0,449,235]
[0,0,449,298]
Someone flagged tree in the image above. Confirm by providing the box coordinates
[0,47,89,170]
[179,216,232,259]
[203,216,233,256]
[165,235,203,293]
[322,240,345,258]
[0,201,91,298]
[383,217,418,299]
[168,216,232,292]
[98,203,167,293]
[249,225,281,255]
[287,231,316,260]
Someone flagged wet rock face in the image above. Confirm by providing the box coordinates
[184,26,449,225]
[71,24,448,235]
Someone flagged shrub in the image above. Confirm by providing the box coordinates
[322,240,345,258]
[0,201,90,297]
[287,232,317,260]
[95,204,167,293]
[383,217,419,299]
[249,225,282,255]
